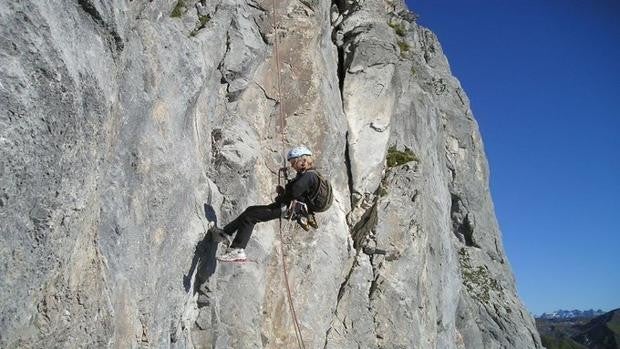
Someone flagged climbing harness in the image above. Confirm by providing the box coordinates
[286,201,309,219]
[272,0,306,347]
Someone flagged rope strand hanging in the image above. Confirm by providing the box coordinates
[271,0,306,347]
[272,0,286,160]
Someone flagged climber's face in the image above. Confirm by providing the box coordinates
[289,158,302,171]
[289,157,305,172]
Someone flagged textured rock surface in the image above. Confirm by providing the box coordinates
[0,0,541,348]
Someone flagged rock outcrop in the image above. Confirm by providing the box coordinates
[0,0,541,347]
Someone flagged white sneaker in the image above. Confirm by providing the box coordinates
[217,248,247,262]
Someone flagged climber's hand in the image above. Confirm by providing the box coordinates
[276,185,285,195]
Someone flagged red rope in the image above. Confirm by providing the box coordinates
[272,0,305,348]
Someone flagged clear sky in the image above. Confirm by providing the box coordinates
[407,0,620,315]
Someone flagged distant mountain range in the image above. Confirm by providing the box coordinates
[536,308,620,349]
[539,309,607,320]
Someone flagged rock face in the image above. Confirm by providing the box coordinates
[0,0,542,348]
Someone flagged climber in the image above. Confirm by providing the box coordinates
[208,146,333,262]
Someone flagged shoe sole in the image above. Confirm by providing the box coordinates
[217,257,249,263]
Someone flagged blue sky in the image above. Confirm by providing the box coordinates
[407,0,619,315]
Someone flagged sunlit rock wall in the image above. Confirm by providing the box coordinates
[0,0,541,348]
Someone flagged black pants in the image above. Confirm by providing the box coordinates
[223,202,282,249]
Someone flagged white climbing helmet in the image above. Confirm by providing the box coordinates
[287,146,313,161]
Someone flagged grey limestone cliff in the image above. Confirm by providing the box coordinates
[0,0,541,348]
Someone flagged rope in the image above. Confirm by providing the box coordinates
[277,174,305,348]
[272,0,305,347]
[272,0,286,159]
[279,217,305,349]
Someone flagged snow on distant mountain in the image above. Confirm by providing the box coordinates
[538,309,606,319]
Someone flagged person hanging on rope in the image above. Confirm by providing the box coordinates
[208,146,333,262]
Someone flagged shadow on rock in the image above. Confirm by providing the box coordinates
[183,204,220,307]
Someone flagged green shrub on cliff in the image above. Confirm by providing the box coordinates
[170,0,186,17]
[386,146,417,167]
[388,21,407,37]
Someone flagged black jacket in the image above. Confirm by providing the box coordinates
[277,169,319,207]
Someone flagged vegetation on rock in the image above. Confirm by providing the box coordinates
[397,40,410,57]
[458,248,503,304]
[388,21,407,37]
[386,145,417,168]
[190,15,211,36]
[170,0,187,17]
